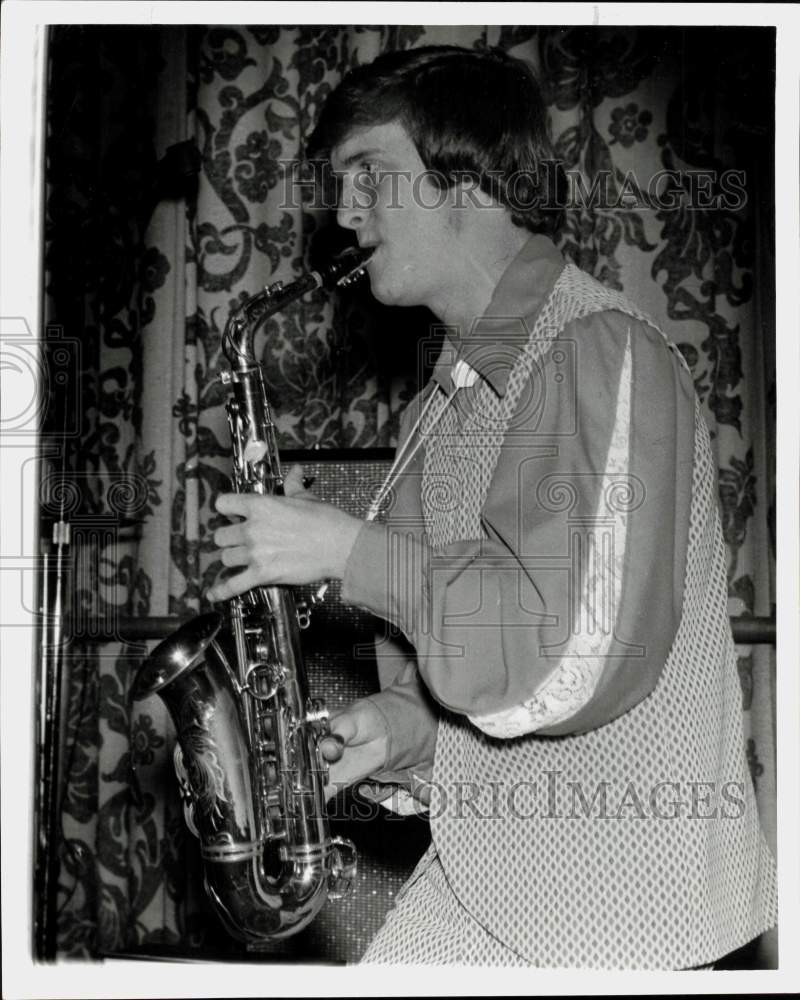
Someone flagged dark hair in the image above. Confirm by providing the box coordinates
[307,45,566,235]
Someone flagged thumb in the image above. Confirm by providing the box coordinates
[282,464,307,497]
[327,710,359,745]
[283,464,322,502]
[327,701,387,749]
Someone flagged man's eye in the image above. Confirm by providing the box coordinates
[359,162,380,181]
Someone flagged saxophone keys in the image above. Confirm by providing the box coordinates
[305,698,328,727]
[327,836,357,899]
[243,661,284,701]
[296,601,312,630]
[264,788,283,809]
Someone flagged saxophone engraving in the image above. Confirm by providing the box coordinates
[132,247,372,944]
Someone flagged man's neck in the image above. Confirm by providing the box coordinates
[431,224,531,335]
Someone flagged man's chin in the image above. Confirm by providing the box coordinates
[369,283,398,307]
[369,280,412,309]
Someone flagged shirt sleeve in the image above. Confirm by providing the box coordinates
[338,638,436,815]
[342,311,696,737]
[365,643,438,781]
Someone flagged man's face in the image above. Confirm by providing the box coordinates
[330,120,458,310]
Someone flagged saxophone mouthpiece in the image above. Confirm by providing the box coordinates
[320,246,374,290]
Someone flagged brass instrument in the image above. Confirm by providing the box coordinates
[132,247,371,944]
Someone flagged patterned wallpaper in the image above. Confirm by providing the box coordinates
[42,24,776,962]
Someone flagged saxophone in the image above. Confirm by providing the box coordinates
[132,247,372,945]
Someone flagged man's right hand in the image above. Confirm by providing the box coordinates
[320,699,389,801]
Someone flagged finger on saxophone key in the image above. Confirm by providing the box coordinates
[319,733,345,762]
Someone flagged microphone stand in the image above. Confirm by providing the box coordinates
[33,386,72,961]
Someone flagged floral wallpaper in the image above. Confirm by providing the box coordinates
[42,24,776,962]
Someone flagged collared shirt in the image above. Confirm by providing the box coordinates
[342,232,694,767]
[428,233,567,398]
[340,233,776,967]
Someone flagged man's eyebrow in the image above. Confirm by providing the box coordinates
[335,147,385,169]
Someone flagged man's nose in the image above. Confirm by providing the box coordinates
[336,202,363,231]
[336,177,369,231]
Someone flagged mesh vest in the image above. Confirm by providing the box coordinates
[420,263,777,968]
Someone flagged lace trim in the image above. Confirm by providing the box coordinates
[468,328,633,736]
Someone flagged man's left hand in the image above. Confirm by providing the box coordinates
[206,469,363,601]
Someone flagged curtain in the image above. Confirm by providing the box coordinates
[43,24,776,962]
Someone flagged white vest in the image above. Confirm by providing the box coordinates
[422,264,777,968]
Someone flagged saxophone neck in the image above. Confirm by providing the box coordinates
[222,314,254,373]
[223,273,320,372]
[221,247,372,372]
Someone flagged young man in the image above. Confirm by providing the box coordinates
[207,46,777,967]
